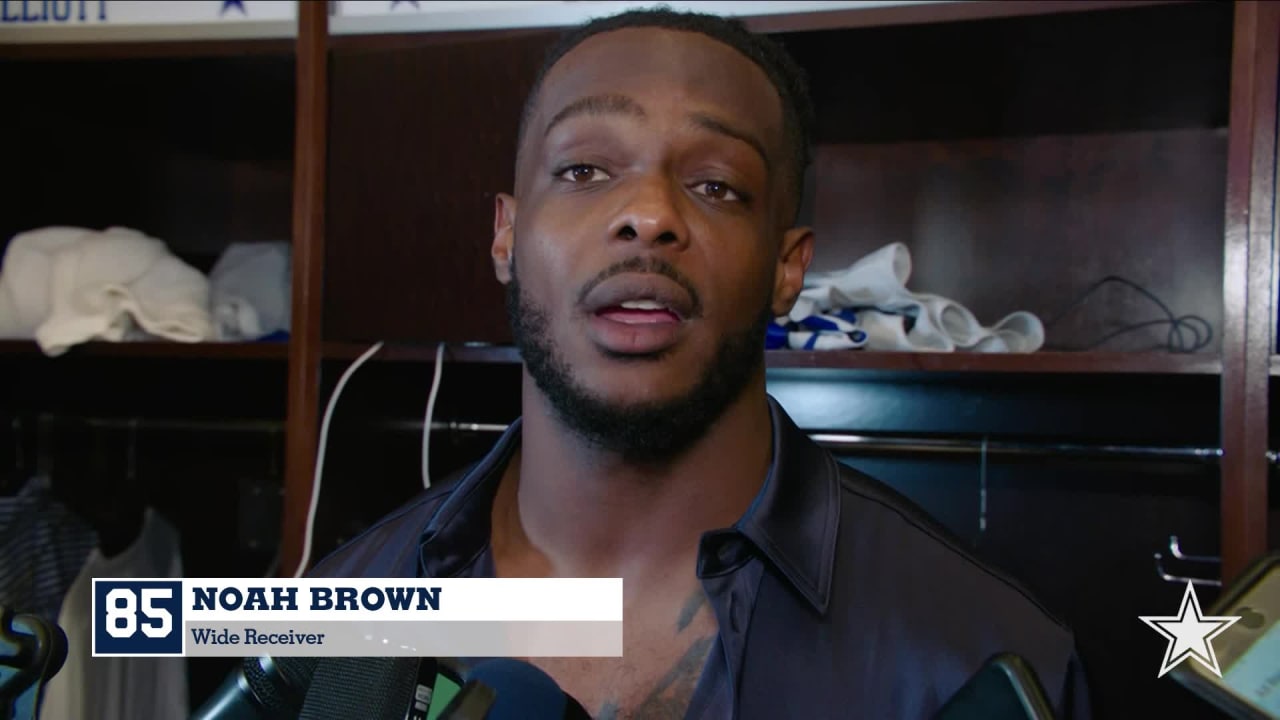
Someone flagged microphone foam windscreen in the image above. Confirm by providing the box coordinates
[242,656,319,713]
[463,659,570,719]
[298,657,420,720]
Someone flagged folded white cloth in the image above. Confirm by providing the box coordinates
[0,228,81,339]
[791,243,1044,353]
[208,241,291,341]
[0,226,213,356]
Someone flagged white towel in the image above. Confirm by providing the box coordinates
[0,226,213,356]
[792,243,1044,353]
[0,226,83,339]
[208,241,292,341]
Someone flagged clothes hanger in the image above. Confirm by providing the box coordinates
[92,421,146,560]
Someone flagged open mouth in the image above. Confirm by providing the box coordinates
[582,273,696,355]
[595,299,682,325]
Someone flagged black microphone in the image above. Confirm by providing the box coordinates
[296,656,425,720]
[190,655,319,720]
[437,659,591,720]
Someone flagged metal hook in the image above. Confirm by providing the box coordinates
[1169,535,1219,564]
[1154,552,1221,587]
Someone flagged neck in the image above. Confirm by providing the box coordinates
[491,371,773,584]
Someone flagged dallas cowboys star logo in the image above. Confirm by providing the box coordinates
[221,0,247,16]
[1140,581,1241,678]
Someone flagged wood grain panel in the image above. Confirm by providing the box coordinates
[811,130,1227,354]
[0,53,295,264]
[1219,0,1278,583]
[282,0,328,578]
[324,31,558,345]
[778,1,1232,143]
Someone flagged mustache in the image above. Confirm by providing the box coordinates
[576,256,703,317]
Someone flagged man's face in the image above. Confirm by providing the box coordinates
[493,27,813,461]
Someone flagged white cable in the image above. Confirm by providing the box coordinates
[422,342,445,489]
[263,549,281,579]
[293,341,384,578]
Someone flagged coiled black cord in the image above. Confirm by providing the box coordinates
[1043,275,1213,353]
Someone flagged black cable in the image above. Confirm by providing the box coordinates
[1042,275,1213,353]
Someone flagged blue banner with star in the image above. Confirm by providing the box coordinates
[338,0,566,17]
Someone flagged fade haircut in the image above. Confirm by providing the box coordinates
[516,6,815,224]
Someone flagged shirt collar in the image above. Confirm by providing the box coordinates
[417,396,840,613]
[734,397,840,613]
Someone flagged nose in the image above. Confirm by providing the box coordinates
[608,175,691,250]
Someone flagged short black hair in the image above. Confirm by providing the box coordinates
[518,6,815,224]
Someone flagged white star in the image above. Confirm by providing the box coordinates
[1140,581,1241,678]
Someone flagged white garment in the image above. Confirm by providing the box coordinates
[209,241,292,341]
[792,243,1044,353]
[0,226,213,356]
[0,228,81,339]
[40,509,189,720]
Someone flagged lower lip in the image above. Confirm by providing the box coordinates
[588,311,684,355]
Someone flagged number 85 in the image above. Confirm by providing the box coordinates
[105,588,173,639]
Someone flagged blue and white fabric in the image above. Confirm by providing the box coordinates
[782,243,1044,353]
[767,309,868,350]
[0,476,98,624]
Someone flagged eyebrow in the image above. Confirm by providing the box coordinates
[544,94,647,137]
[686,112,771,172]
[543,93,771,171]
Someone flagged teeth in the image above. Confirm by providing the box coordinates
[620,300,666,311]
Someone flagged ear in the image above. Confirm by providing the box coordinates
[492,193,517,285]
[771,226,814,317]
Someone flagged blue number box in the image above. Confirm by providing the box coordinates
[92,580,184,656]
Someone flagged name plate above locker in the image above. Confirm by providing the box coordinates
[331,0,959,36]
[0,0,297,43]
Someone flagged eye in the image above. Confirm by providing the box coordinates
[556,164,611,183]
[694,180,744,202]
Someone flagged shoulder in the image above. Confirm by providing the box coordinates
[834,461,1071,631]
[830,463,1090,717]
[306,467,471,579]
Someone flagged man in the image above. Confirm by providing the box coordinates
[311,7,1090,719]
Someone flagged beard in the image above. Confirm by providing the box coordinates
[506,258,770,466]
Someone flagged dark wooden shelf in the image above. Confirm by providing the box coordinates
[322,342,1219,375]
[0,340,289,360]
[766,350,1220,375]
[0,35,295,61]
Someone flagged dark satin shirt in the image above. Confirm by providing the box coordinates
[310,397,1091,720]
